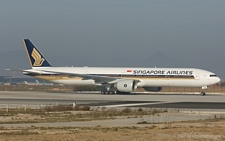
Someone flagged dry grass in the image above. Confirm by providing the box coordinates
[0,106,225,140]
[0,123,224,141]
[0,106,166,124]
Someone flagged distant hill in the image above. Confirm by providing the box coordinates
[48,52,186,68]
[0,50,30,75]
[138,52,191,68]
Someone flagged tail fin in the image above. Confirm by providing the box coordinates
[23,39,51,68]
[23,81,28,84]
[36,80,39,84]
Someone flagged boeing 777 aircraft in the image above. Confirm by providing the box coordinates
[12,39,221,96]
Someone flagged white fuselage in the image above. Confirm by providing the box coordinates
[24,67,221,88]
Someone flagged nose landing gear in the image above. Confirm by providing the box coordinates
[200,91,206,96]
[200,86,208,96]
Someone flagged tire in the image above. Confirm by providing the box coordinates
[200,92,206,96]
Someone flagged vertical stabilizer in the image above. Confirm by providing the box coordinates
[23,39,51,68]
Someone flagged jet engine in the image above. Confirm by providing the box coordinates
[143,87,162,92]
[114,80,137,92]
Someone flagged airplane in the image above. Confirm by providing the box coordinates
[22,80,42,85]
[11,39,221,96]
[35,80,54,85]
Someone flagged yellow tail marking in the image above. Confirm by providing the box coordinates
[31,48,45,66]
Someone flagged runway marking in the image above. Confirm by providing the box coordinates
[100,101,171,108]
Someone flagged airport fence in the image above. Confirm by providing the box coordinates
[0,84,225,94]
[0,102,85,113]
[137,85,225,94]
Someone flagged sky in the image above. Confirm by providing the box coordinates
[0,1,225,78]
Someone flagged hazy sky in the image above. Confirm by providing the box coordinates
[0,1,225,78]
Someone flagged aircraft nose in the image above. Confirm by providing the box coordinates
[217,77,221,83]
[213,77,221,84]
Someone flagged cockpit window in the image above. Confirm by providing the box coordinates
[210,74,217,77]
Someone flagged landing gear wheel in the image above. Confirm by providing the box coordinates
[116,90,121,94]
[200,92,206,96]
[101,91,107,95]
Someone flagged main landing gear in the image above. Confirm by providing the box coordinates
[101,85,117,95]
[101,90,130,95]
[101,91,117,94]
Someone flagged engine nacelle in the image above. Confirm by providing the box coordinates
[143,87,162,92]
[114,80,137,92]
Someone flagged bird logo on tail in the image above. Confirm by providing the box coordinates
[31,48,45,66]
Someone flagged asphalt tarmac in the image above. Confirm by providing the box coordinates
[1,91,225,128]
[0,91,225,110]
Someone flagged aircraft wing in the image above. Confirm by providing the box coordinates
[44,71,120,84]
[7,69,137,84]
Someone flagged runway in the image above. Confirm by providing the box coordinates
[0,91,225,110]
